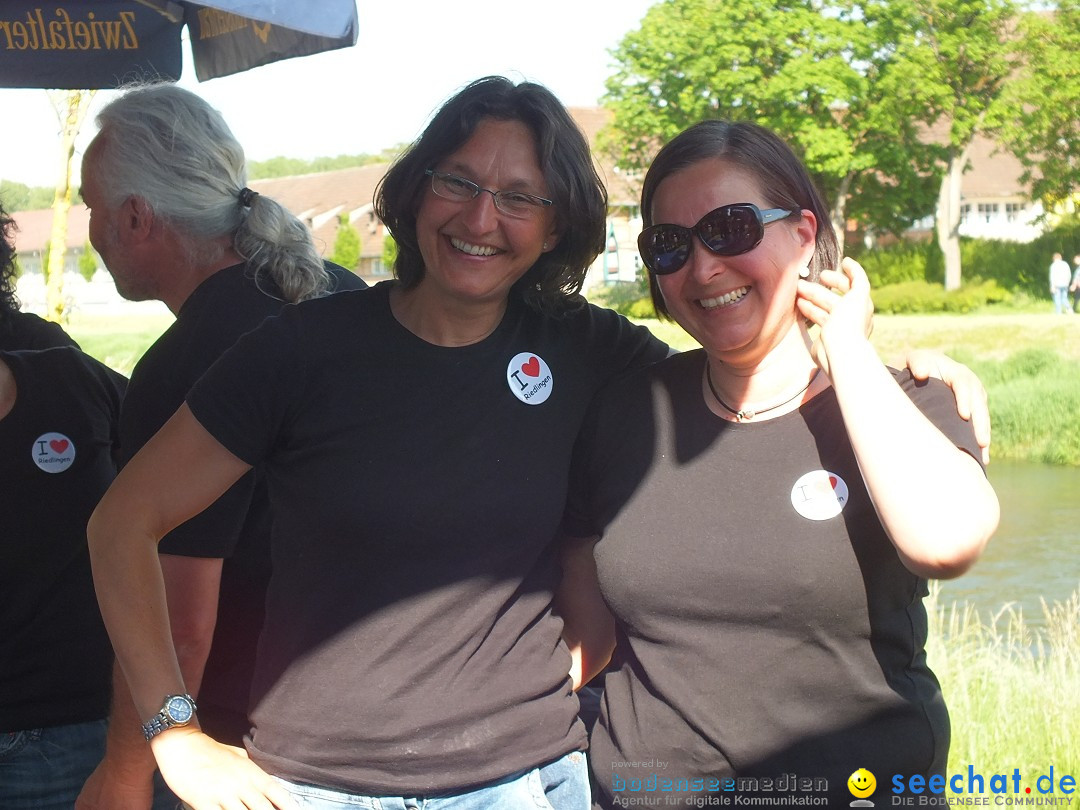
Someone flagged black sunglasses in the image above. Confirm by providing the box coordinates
[637,203,795,275]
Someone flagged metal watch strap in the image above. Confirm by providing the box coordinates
[141,693,196,741]
[141,712,169,741]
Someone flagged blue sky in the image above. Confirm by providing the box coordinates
[0,0,656,188]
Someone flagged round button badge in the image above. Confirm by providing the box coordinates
[32,432,76,474]
[790,469,848,521]
[506,352,553,405]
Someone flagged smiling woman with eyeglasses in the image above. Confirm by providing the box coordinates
[557,120,1000,809]
[85,76,670,810]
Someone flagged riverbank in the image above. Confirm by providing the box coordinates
[638,313,1080,466]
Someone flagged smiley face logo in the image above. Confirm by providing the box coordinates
[848,768,876,798]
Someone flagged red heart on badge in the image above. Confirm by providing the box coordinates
[829,475,838,489]
[50,439,69,453]
[522,357,540,377]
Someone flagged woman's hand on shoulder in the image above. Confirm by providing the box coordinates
[902,349,991,465]
[152,728,296,809]
[796,256,874,379]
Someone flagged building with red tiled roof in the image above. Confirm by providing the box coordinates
[9,205,92,276]
[904,124,1044,243]
[249,163,393,281]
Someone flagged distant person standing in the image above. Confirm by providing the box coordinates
[1049,252,1072,314]
[1070,254,1080,314]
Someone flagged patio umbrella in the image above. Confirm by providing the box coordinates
[0,0,358,88]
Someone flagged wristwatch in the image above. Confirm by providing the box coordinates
[141,693,197,741]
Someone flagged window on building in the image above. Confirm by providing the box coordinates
[977,203,999,223]
[1005,203,1024,223]
[960,204,971,225]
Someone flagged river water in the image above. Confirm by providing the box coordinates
[936,460,1079,629]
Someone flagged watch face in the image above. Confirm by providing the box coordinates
[165,695,193,724]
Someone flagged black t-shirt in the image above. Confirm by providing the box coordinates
[121,262,365,739]
[0,310,79,351]
[186,281,669,794]
[0,347,125,730]
[564,350,984,809]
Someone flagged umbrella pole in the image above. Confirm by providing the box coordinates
[44,89,95,326]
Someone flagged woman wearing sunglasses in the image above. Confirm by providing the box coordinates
[558,120,999,809]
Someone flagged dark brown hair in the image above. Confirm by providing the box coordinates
[640,120,838,319]
[374,76,607,314]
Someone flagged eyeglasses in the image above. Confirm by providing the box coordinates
[425,170,553,219]
[637,203,795,275]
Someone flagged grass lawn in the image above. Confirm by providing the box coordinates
[633,311,1080,364]
[66,307,1080,377]
[66,310,174,375]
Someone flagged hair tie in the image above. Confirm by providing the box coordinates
[238,187,258,208]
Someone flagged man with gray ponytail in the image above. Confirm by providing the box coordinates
[75,83,364,810]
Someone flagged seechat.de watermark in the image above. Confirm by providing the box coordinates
[845,766,1077,808]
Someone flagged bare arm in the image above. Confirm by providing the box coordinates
[554,535,616,690]
[75,663,157,810]
[798,259,1000,580]
[78,557,223,809]
[88,404,293,809]
[163,555,223,695]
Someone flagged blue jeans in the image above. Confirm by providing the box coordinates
[275,750,590,809]
[0,719,107,809]
[1053,286,1071,313]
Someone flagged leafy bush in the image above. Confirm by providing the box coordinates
[587,277,650,316]
[381,235,398,275]
[625,297,657,319]
[858,241,934,286]
[79,240,97,282]
[872,279,1013,314]
[329,215,361,272]
[853,218,1080,298]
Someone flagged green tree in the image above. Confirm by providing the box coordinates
[382,234,398,275]
[329,213,361,272]
[863,0,1016,289]
[0,180,56,211]
[79,240,98,282]
[992,0,1080,215]
[599,0,941,251]
[248,148,404,180]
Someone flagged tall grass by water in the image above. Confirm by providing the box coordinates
[957,349,1080,466]
[927,584,1080,801]
[636,315,1080,466]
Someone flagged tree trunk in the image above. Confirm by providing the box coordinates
[45,90,95,324]
[936,140,972,292]
[830,171,854,256]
